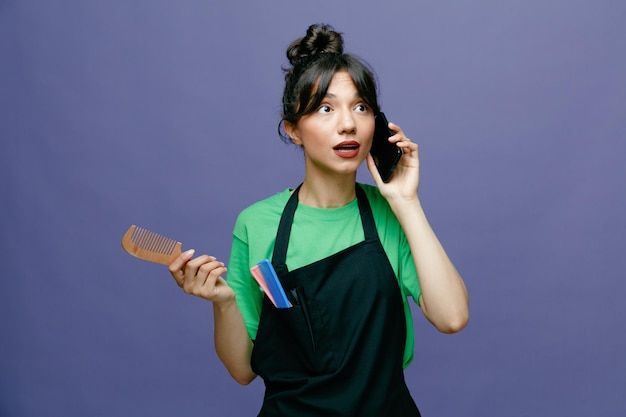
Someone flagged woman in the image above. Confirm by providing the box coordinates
[169,23,469,416]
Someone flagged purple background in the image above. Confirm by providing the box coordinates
[2,1,625,416]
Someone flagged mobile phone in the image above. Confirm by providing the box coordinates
[370,112,402,182]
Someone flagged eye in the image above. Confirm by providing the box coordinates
[355,103,368,113]
[317,105,332,114]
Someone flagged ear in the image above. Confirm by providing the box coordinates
[283,120,302,146]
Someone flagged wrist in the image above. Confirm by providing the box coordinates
[213,296,238,312]
[387,193,422,215]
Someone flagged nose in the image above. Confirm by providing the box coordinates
[338,109,356,135]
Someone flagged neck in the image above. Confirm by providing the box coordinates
[299,174,357,208]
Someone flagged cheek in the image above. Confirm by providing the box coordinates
[302,124,331,145]
[363,125,375,148]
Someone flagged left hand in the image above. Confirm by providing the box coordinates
[366,121,420,201]
[168,250,233,303]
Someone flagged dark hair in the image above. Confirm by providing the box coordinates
[279,24,380,143]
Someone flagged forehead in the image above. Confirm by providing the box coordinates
[324,71,358,95]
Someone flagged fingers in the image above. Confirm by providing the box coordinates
[386,122,408,143]
[168,250,227,296]
[169,249,195,287]
[387,122,418,155]
[370,120,421,196]
[181,255,228,298]
[366,154,384,185]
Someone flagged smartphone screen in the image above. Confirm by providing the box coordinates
[370,112,402,182]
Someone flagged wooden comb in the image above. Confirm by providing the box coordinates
[121,225,182,265]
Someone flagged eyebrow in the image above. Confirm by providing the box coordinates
[324,93,362,99]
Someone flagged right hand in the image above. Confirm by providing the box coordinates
[168,249,234,303]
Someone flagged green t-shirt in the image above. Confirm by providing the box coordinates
[227,183,421,368]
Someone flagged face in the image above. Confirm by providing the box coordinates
[284,71,375,180]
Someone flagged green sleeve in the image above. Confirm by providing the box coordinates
[227,222,263,341]
[398,230,422,305]
[362,184,422,303]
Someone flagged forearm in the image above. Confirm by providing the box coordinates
[213,299,256,385]
[390,197,469,333]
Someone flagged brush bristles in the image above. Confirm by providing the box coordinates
[130,226,178,255]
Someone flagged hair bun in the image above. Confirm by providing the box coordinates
[286,24,344,66]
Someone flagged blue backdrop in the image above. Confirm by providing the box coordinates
[1,1,625,416]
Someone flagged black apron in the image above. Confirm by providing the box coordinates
[250,184,421,417]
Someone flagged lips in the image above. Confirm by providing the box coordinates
[333,141,360,158]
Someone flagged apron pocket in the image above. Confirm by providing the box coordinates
[253,287,336,377]
[288,286,316,352]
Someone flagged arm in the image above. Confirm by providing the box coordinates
[388,197,469,333]
[169,250,257,384]
[367,122,469,334]
[213,298,256,385]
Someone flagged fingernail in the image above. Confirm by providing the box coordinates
[184,249,195,256]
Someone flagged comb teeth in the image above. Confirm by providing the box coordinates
[130,226,178,255]
[121,225,183,265]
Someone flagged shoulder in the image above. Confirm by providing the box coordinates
[358,182,402,233]
[358,183,392,213]
[237,188,292,220]
[233,189,292,239]
[358,182,381,199]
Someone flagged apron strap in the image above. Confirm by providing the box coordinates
[355,183,378,242]
[272,183,379,275]
[271,184,302,275]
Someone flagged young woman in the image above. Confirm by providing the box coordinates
[168,24,469,416]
